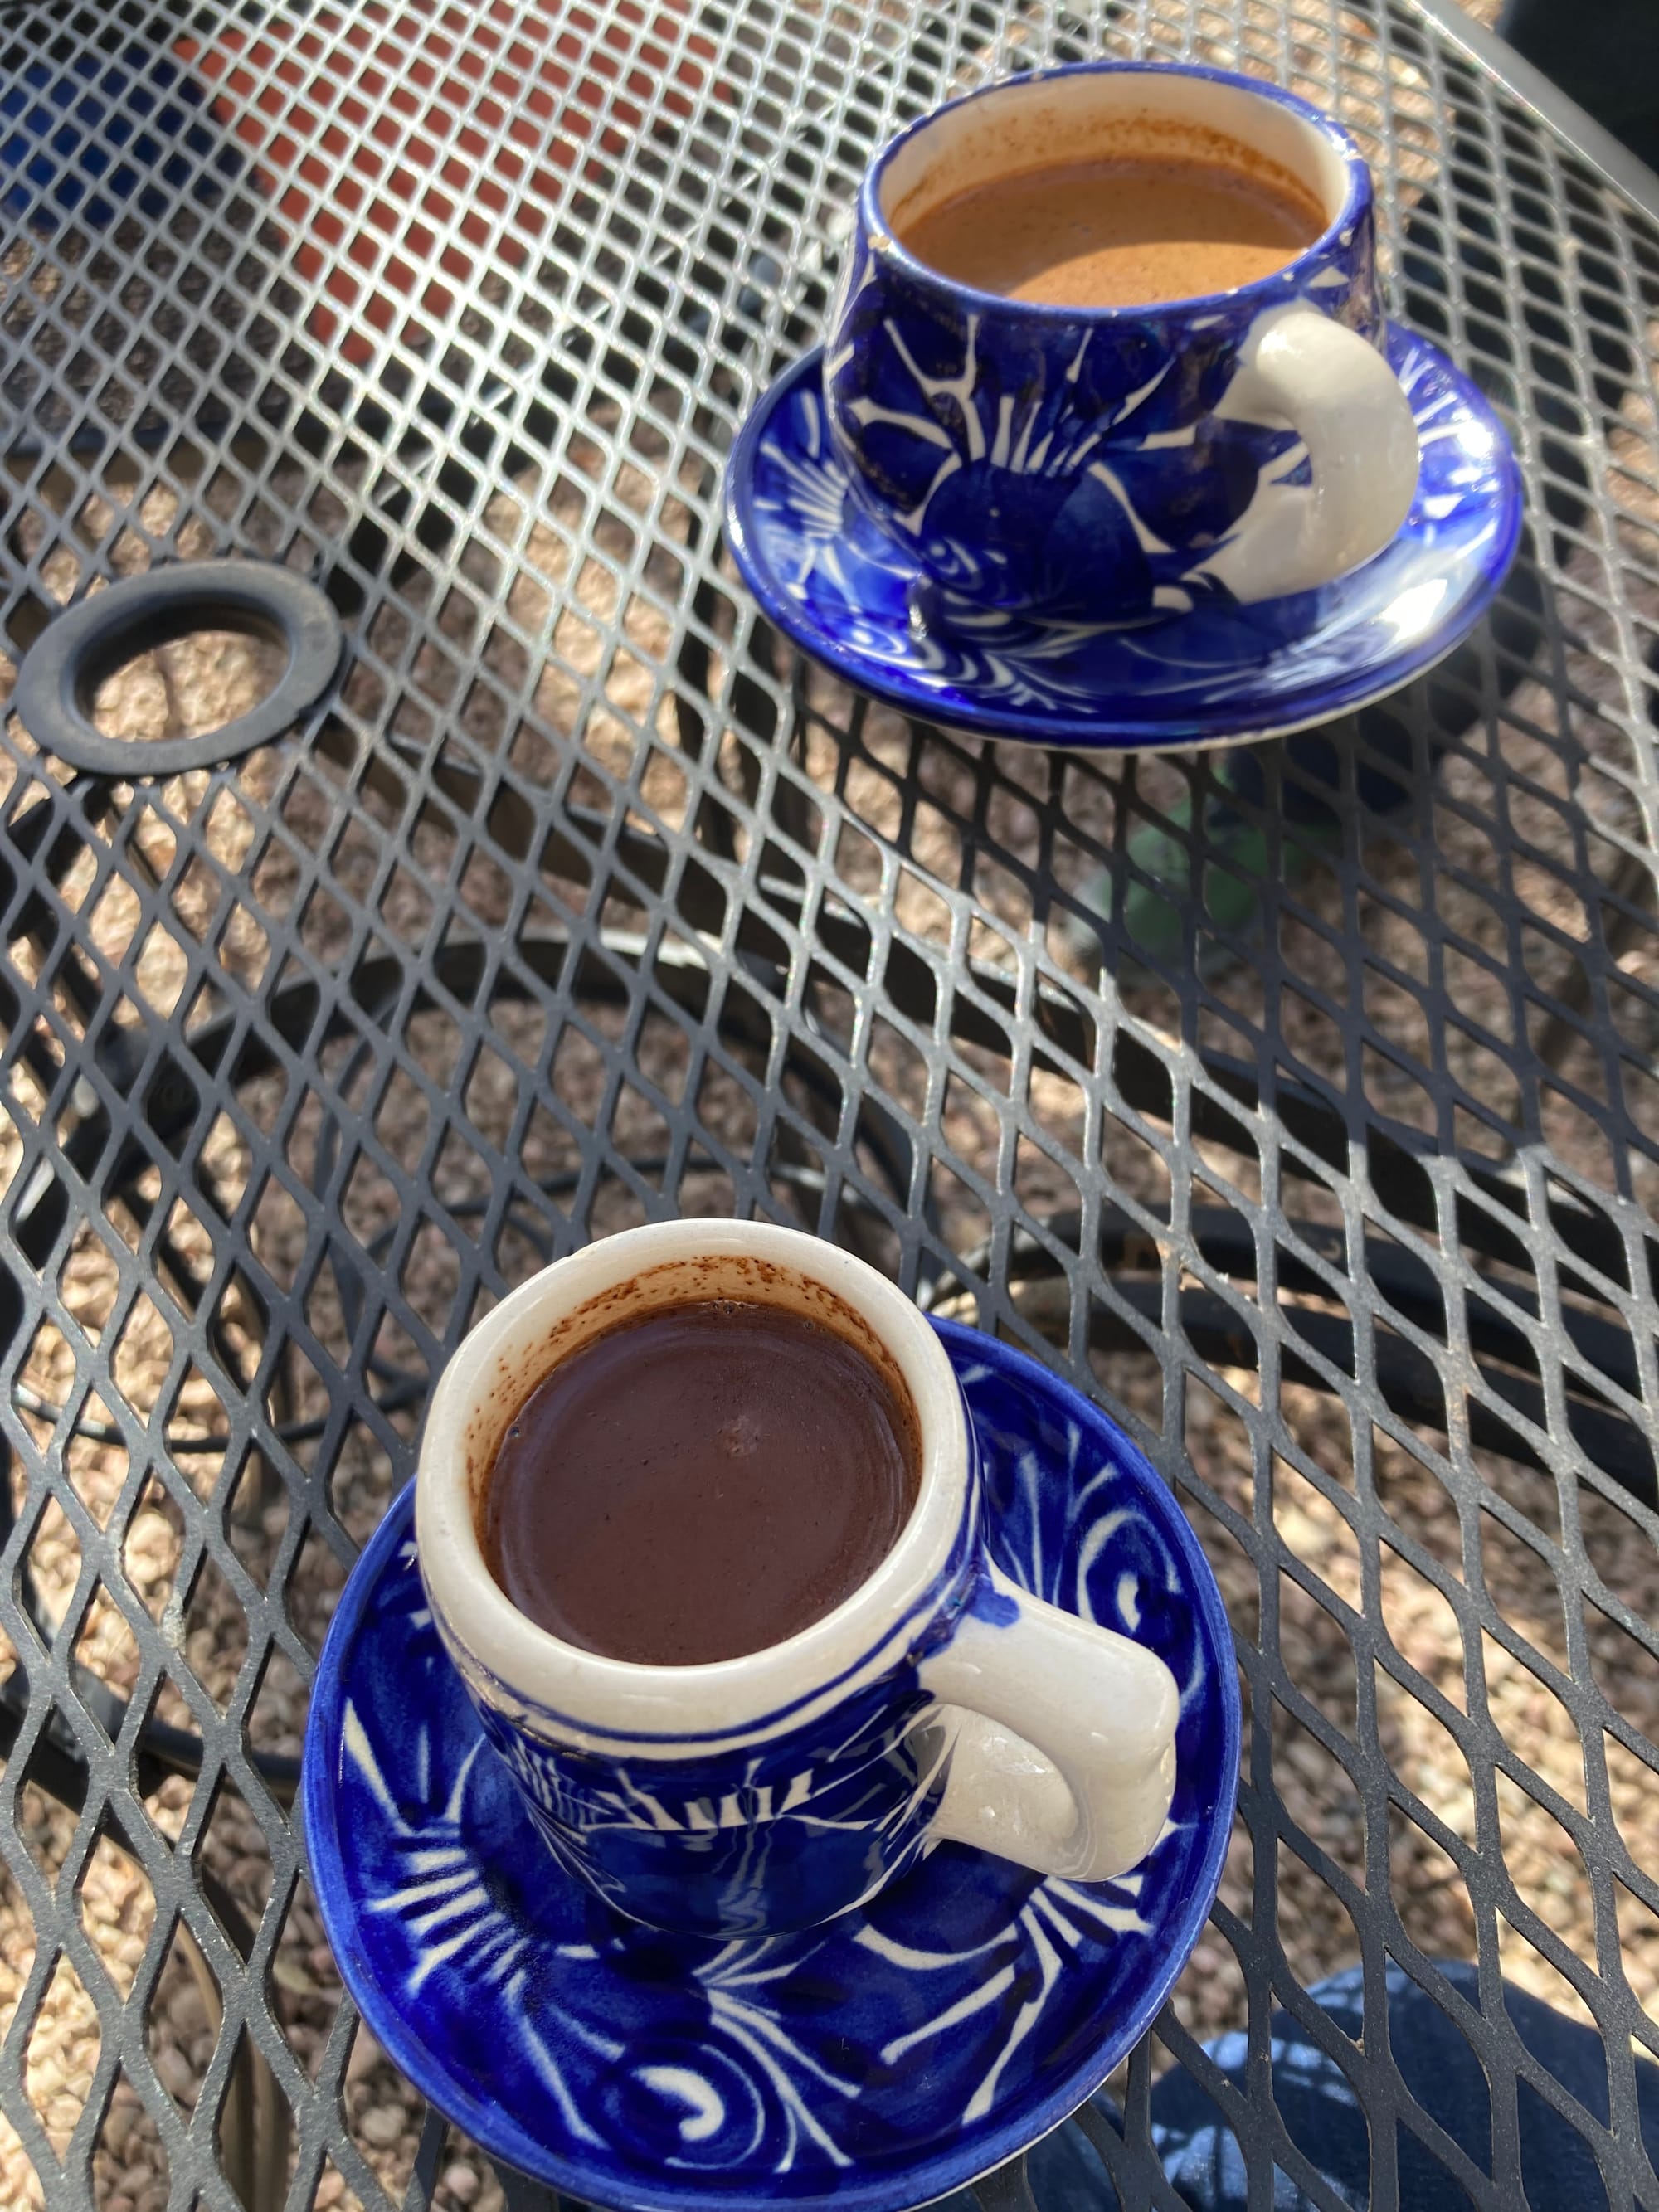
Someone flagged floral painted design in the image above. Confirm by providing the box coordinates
[727,328,1522,748]
[817,60,1401,630]
[305,1320,1239,2212]
[825,292,1311,626]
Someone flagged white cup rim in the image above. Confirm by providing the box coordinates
[415,1220,971,1749]
[864,57,1370,323]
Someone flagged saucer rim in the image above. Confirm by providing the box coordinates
[722,329,1525,750]
[303,1319,1241,2212]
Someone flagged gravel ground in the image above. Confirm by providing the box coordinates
[7,0,1659,2203]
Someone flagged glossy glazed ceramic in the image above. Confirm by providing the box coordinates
[725,325,1521,747]
[304,1320,1241,2212]
[824,62,1419,626]
[415,1221,1180,1937]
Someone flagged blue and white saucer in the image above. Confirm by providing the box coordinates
[724,329,1523,750]
[304,1320,1239,2212]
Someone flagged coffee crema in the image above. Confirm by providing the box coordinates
[895,152,1326,308]
[483,1297,919,1666]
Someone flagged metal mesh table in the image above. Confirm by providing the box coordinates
[3,0,1659,2204]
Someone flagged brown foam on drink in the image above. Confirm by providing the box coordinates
[462,1256,912,1481]
[895,148,1325,307]
[481,1294,920,1666]
[878,68,1348,260]
[888,113,1323,255]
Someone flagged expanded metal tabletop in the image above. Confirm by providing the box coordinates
[3,0,1659,2205]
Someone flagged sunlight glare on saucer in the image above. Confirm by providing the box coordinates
[1381,579,1450,641]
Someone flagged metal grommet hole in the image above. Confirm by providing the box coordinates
[14,561,343,779]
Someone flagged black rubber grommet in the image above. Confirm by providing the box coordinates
[13,560,343,777]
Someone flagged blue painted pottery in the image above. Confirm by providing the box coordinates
[822,62,1423,628]
[304,1318,1239,2212]
[411,1222,1184,1941]
[725,326,1521,748]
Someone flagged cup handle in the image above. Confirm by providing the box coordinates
[918,1560,1180,1884]
[1194,304,1420,605]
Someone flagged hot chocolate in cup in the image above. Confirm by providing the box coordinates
[416,1219,1180,1941]
[824,61,1420,630]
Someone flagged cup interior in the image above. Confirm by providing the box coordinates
[458,1248,922,1545]
[879,67,1353,263]
[418,1221,973,1732]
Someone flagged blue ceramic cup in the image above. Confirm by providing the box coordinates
[824,61,1419,630]
[416,1221,1180,1939]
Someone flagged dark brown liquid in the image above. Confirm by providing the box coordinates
[898,153,1324,307]
[483,1298,918,1665]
